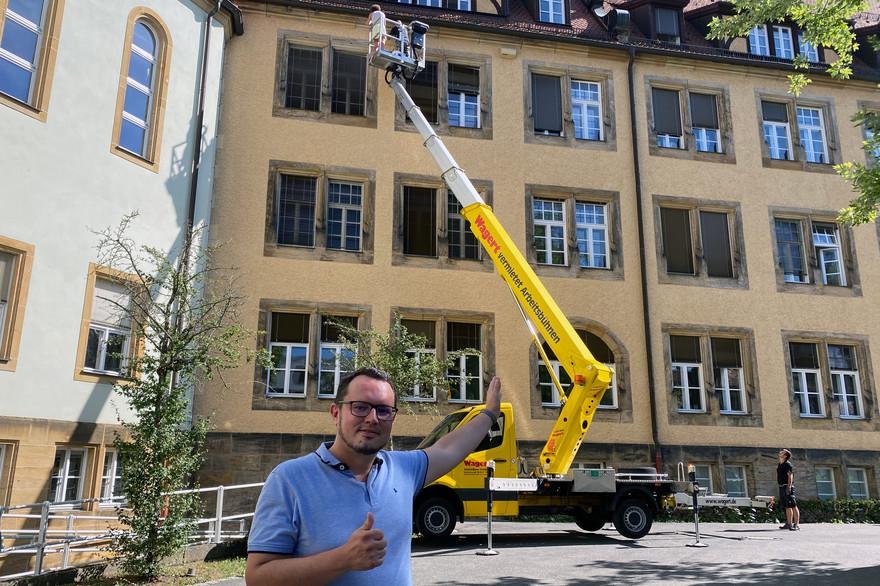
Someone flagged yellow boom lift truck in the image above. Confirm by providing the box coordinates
[367,8,689,540]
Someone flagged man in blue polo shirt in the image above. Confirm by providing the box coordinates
[246,366,502,585]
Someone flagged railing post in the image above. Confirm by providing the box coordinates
[34,502,50,576]
[214,486,225,544]
[61,514,74,569]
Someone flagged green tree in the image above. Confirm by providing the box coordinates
[708,0,880,225]
[92,213,267,577]
[326,315,476,417]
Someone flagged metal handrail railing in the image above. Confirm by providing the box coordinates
[0,481,265,580]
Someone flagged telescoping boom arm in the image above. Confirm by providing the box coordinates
[367,9,613,476]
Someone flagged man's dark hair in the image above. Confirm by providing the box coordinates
[780,449,792,461]
[337,367,397,405]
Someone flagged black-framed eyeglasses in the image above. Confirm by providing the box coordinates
[337,401,398,421]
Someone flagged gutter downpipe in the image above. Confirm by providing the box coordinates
[628,47,663,473]
[171,1,222,422]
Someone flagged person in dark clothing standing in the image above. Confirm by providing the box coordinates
[777,449,800,530]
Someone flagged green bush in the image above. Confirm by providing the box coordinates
[658,499,880,524]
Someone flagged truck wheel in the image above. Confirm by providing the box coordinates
[613,498,652,539]
[573,508,607,532]
[415,497,456,539]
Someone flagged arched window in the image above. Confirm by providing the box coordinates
[118,21,157,156]
[112,9,170,171]
[537,329,617,409]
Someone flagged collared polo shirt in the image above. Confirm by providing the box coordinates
[248,442,428,585]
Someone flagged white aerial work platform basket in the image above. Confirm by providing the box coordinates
[366,9,428,76]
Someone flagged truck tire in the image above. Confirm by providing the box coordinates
[415,497,456,539]
[573,507,607,532]
[612,498,652,539]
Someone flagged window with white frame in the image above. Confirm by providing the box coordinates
[539,358,569,407]
[749,26,769,56]
[448,64,480,128]
[447,322,481,402]
[789,342,824,417]
[797,107,828,163]
[571,80,602,140]
[318,316,356,398]
[533,199,566,266]
[85,278,132,376]
[401,319,438,401]
[0,0,49,103]
[49,448,87,507]
[812,223,845,286]
[652,87,683,148]
[693,464,713,494]
[404,59,485,132]
[712,337,746,414]
[815,467,836,500]
[762,101,792,160]
[828,344,863,418]
[670,335,705,412]
[847,468,869,499]
[690,93,721,153]
[775,219,808,283]
[270,166,371,261]
[724,465,747,497]
[539,0,565,24]
[774,216,851,287]
[326,180,363,252]
[267,312,309,396]
[118,20,158,158]
[538,330,617,408]
[773,26,794,59]
[100,450,125,506]
[575,203,608,269]
[799,34,819,62]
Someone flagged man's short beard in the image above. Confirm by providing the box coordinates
[342,433,382,456]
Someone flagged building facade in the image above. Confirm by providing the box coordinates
[0,0,242,520]
[196,0,880,504]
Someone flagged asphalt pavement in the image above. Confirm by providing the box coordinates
[206,520,880,585]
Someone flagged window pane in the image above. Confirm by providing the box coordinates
[286,46,321,110]
[790,342,818,369]
[660,208,694,274]
[775,220,807,282]
[271,313,309,343]
[277,175,316,247]
[671,335,700,363]
[652,88,682,136]
[409,60,438,124]
[690,93,719,129]
[532,74,562,134]
[331,51,366,116]
[700,211,733,278]
[725,466,747,497]
[403,186,437,256]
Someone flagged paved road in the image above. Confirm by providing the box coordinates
[207,520,880,585]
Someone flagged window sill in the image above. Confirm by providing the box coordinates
[649,142,736,164]
[761,156,838,173]
[266,393,306,399]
